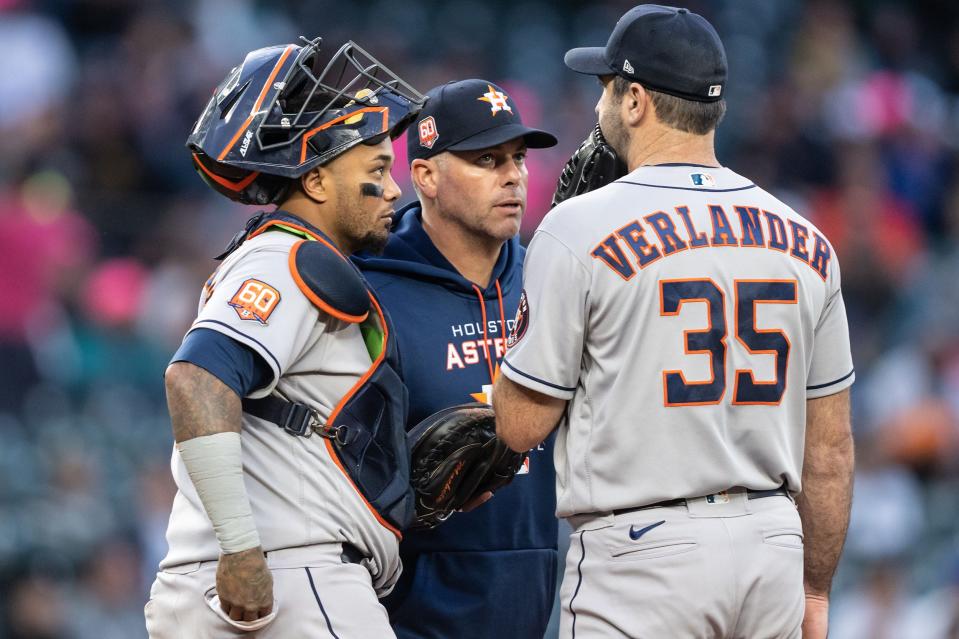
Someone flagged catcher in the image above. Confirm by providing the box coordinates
[147,37,425,637]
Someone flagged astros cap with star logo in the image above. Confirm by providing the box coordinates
[407,78,557,162]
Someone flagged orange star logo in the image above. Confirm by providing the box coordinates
[470,364,501,403]
[477,85,512,116]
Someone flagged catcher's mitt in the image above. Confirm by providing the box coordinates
[551,123,628,208]
[407,403,527,529]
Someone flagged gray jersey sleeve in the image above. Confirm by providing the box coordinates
[806,258,855,398]
[191,245,318,397]
[502,229,590,399]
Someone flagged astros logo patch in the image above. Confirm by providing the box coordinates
[478,84,512,116]
[418,116,439,149]
[229,279,281,324]
[506,290,529,349]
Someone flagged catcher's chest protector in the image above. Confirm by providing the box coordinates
[230,211,415,533]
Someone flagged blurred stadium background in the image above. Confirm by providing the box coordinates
[2,0,959,637]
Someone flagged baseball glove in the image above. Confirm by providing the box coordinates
[551,123,628,208]
[407,403,527,529]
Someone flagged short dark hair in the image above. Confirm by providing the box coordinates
[612,76,725,135]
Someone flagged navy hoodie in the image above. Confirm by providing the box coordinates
[355,203,557,638]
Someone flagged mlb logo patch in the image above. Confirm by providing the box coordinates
[418,116,439,149]
[517,457,530,475]
[690,172,716,187]
[706,491,730,504]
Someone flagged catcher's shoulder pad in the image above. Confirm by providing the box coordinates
[289,239,370,323]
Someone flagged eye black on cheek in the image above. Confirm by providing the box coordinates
[360,183,384,197]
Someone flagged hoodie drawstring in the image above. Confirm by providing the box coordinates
[471,280,509,386]
[494,280,507,350]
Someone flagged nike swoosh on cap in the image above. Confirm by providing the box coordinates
[629,520,666,541]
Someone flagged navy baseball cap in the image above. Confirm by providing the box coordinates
[408,79,557,162]
[564,4,727,103]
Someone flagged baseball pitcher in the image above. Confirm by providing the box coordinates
[494,6,854,639]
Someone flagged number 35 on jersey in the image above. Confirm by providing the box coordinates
[659,278,797,407]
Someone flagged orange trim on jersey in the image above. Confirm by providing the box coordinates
[809,233,831,282]
[643,210,690,256]
[320,438,402,539]
[217,45,296,161]
[193,152,261,192]
[615,219,663,270]
[763,210,789,253]
[299,107,390,164]
[731,279,797,406]
[250,220,317,242]
[788,220,811,265]
[288,241,369,323]
[249,220,350,265]
[733,204,767,249]
[590,232,637,282]
[707,203,739,247]
[659,277,727,407]
[675,205,708,249]
[322,292,401,539]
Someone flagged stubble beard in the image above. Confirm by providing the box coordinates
[600,108,630,164]
[352,229,389,255]
[334,179,391,255]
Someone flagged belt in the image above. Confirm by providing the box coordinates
[613,486,789,516]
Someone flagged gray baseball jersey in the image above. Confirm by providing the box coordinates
[502,164,854,518]
[159,229,400,593]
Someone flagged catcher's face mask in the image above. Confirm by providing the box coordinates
[188,36,426,203]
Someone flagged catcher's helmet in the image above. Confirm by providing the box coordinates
[188,37,426,205]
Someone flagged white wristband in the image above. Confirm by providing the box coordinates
[177,432,261,554]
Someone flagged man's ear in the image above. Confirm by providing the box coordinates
[410,158,439,200]
[299,166,329,203]
[623,82,649,127]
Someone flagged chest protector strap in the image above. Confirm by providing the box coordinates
[238,211,414,534]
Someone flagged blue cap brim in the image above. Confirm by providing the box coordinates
[446,123,558,151]
[564,47,613,75]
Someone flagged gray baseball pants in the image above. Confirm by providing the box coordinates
[560,490,804,639]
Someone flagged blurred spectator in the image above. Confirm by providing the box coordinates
[4,574,68,639]
[0,2,958,637]
[830,563,914,639]
[64,539,148,639]
[0,172,96,411]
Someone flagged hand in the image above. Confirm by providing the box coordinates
[801,592,829,639]
[216,547,274,623]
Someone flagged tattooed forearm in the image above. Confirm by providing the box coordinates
[165,361,242,442]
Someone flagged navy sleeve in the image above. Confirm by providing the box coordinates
[170,328,273,397]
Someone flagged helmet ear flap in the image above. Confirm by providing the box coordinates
[190,151,292,205]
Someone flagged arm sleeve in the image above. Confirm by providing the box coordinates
[170,328,273,398]
[501,230,590,399]
[191,245,318,398]
[806,258,855,399]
